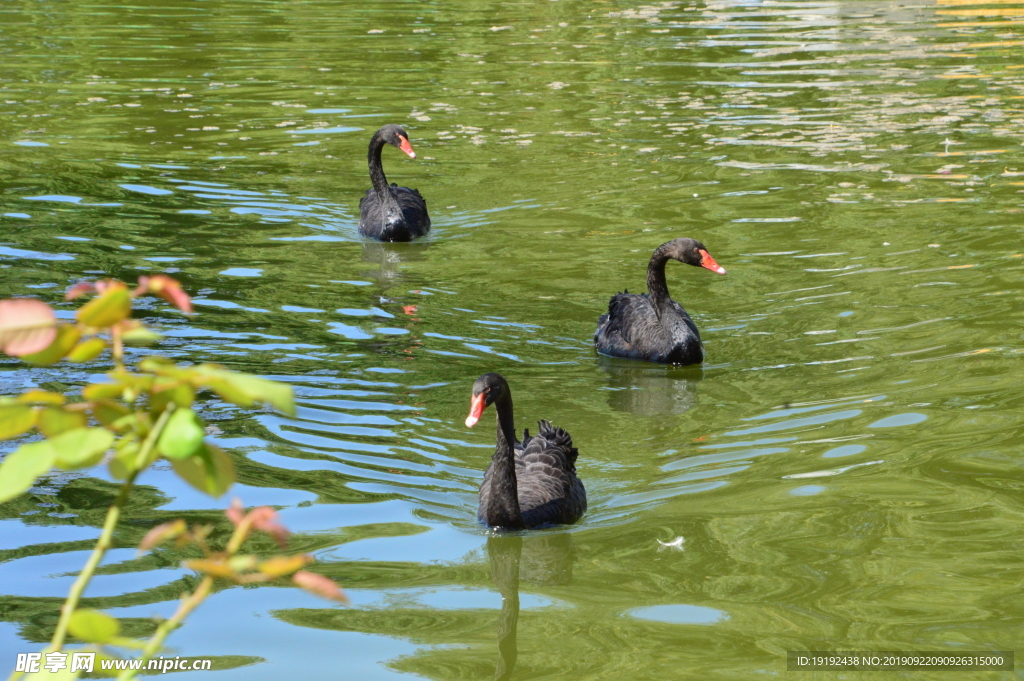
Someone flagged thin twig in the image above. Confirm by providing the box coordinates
[49,404,176,651]
[111,325,124,372]
[117,576,214,681]
[120,510,252,679]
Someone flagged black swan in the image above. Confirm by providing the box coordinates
[465,373,586,529]
[594,237,726,365]
[358,124,430,242]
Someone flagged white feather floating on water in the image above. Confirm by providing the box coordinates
[657,536,685,552]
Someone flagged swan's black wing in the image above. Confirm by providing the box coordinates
[595,292,670,360]
[358,190,387,238]
[595,291,703,364]
[358,185,430,241]
[393,185,430,238]
[515,420,586,527]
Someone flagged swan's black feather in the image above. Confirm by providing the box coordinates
[358,185,430,242]
[479,419,585,528]
[473,373,586,529]
[594,291,703,365]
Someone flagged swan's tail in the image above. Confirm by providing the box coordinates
[536,420,579,468]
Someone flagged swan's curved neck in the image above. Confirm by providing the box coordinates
[646,246,677,319]
[487,392,525,529]
[367,133,401,213]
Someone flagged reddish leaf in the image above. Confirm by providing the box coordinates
[402,305,418,315]
[138,275,192,314]
[225,497,245,526]
[138,519,187,553]
[94,279,120,295]
[292,571,348,603]
[247,506,290,548]
[65,281,97,301]
[0,298,57,357]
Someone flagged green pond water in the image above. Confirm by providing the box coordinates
[2,0,1023,678]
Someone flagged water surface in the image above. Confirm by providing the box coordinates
[2,0,1023,678]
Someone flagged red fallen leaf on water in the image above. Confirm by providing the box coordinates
[136,275,192,314]
[402,305,418,315]
[692,436,708,441]
[65,281,97,300]
[0,298,57,356]
[292,570,348,603]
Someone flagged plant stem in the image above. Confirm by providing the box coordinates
[111,325,124,372]
[49,404,175,651]
[49,471,137,652]
[119,506,251,680]
[117,576,214,681]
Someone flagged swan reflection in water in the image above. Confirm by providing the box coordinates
[359,241,430,286]
[598,357,703,416]
[487,532,574,680]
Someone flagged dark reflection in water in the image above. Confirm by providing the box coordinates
[598,358,703,416]
[359,241,430,286]
[487,532,573,680]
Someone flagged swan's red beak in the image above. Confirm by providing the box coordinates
[699,249,727,275]
[398,135,417,159]
[465,393,486,428]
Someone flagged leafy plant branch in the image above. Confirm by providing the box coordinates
[0,275,346,680]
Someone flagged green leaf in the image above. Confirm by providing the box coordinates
[138,355,175,371]
[66,337,107,362]
[83,382,124,401]
[107,370,154,393]
[191,366,295,416]
[108,439,139,480]
[0,439,57,504]
[171,442,235,497]
[157,407,204,460]
[37,407,88,437]
[68,608,120,644]
[122,325,162,345]
[51,427,115,470]
[150,381,195,415]
[93,400,132,428]
[17,389,66,405]
[21,324,81,366]
[77,283,131,328]
[0,404,37,440]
